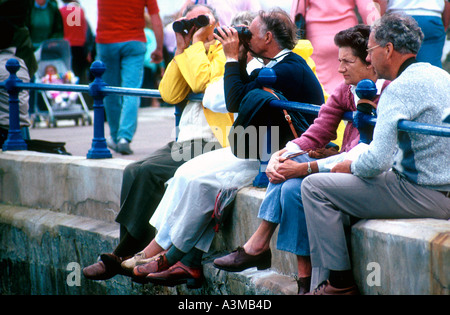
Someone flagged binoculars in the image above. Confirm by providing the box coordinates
[173,14,210,33]
[214,26,252,41]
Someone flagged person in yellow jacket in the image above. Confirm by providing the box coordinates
[82,3,231,281]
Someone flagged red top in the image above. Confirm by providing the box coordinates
[60,4,88,47]
[96,0,159,44]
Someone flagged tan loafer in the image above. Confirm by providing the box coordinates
[121,251,147,271]
[122,250,168,271]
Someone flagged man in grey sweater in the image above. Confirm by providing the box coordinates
[301,13,450,295]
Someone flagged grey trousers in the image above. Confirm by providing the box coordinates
[301,170,450,275]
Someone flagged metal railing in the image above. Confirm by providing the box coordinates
[0,59,201,158]
[1,58,449,165]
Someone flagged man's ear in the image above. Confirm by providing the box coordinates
[265,31,273,45]
[385,42,394,59]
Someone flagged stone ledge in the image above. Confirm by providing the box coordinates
[1,151,449,295]
[0,204,296,295]
[0,151,130,223]
[352,218,450,295]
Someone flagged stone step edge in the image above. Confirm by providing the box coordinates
[0,204,297,295]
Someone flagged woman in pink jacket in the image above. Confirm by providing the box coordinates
[291,0,380,95]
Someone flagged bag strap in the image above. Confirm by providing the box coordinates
[262,87,299,139]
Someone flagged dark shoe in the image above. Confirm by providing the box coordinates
[145,262,203,289]
[83,253,124,280]
[306,280,359,295]
[296,276,311,295]
[213,247,271,272]
[132,253,170,278]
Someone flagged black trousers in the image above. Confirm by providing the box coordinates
[114,139,220,256]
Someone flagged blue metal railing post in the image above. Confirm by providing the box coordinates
[354,79,377,144]
[2,58,27,151]
[174,104,182,141]
[86,61,112,159]
[253,68,276,188]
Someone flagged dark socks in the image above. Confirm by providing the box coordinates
[113,230,148,258]
[180,248,203,268]
[329,270,355,288]
[162,246,204,267]
[165,246,186,265]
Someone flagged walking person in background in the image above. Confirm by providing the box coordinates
[290,0,380,95]
[59,0,92,85]
[373,0,450,68]
[96,0,164,155]
[28,0,64,51]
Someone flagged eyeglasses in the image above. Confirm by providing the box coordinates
[366,45,381,54]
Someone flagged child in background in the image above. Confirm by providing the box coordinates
[42,64,78,108]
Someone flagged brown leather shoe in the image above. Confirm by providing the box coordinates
[213,247,271,272]
[306,280,359,295]
[132,253,170,278]
[82,253,124,280]
[145,262,203,289]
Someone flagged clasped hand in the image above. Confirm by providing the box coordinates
[266,149,352,184]
[266,149,306,184]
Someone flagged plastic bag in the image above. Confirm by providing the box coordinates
[212,186,238,233]
[211,168,258,232]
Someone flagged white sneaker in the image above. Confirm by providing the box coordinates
[117,138,133,155]
[106,136,118,152]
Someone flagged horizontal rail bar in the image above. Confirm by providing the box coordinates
[0,81,203,102]
[269,99,450,137]
[398,120,450,137]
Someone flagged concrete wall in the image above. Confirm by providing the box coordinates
[0,151,448,295]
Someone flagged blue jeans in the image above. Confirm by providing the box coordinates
[412,15,446,68]
[257,153,316,256]
[97,41,146,142]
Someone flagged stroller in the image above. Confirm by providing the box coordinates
[33,39,92,128]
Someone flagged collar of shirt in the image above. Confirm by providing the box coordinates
[263,48,292,68]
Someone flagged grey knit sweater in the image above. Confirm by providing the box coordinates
[352,62,450,191]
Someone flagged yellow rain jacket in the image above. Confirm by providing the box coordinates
[159,41,233,147]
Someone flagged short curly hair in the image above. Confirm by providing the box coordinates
[334,24,371,65]
[371,13,424,54]
[258,8,298,50]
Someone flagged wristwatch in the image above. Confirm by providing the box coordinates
[307,162,312,174]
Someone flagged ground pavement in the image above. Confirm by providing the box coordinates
[28,106,177,161]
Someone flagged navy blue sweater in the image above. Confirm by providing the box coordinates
[224,52,325,119]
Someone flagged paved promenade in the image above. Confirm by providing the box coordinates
[28,106,177,161]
